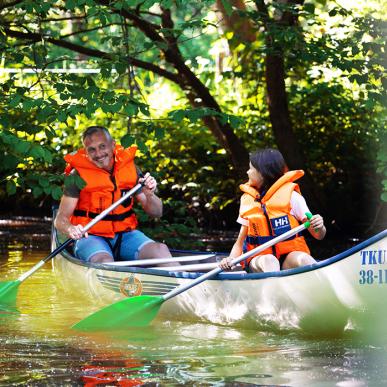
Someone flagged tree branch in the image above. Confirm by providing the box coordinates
[0,0,22,11]
[4,28,180,84]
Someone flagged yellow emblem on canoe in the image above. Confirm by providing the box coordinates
[119,276,143,297]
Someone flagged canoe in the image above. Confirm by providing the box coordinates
[51,219,387,334]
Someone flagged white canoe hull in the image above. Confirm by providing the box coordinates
[52,230,387,333]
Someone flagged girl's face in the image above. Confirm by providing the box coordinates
[247,162,264,189]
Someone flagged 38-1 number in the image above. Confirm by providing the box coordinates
[359,269,387,284]
[359,270,374,285]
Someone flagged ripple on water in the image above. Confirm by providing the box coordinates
[1,242,387,385]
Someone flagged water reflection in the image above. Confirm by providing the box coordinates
[0,236,387,386]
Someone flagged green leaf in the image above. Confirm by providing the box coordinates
[30,145,46,160]
[303,3,315,14]
[155,127,165,140]
[115,62,127,75]
[51,185,63,200]
[169,109,186,122]
[58,111,68,122]
[43,186,51,195]
[139,104,150,117]
[65,0,77,10]
[9,94,22,107]
[3,154,19,170]
[6,180,17,195]
[328,8,337,17]
[137,140,148,153]
[15,140,31,154]
[39,176,50,187]
[229,115,243,128]
[220,0,233,16]
[124,103,138,116]
[121,134,136,148]
[32,186,43,198]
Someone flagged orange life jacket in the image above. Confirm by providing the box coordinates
[239,170,310,268]
[64,145,139,238]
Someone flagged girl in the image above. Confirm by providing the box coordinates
[220,149,325,272]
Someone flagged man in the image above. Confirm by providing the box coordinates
[54,126,172,263]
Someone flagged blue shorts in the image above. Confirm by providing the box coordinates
[74,230,154,262]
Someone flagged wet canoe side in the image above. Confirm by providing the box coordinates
[52,229,387,333]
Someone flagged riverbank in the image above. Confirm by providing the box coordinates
[0,217,51,251]
[0,216,376,260]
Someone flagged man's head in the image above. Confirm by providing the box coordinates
[82,126,116,171]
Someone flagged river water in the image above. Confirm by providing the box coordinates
[0,220,386,386]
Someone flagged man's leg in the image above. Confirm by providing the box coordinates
[74,235,114,263]
[138,242,172,260]
[119,230,174,265]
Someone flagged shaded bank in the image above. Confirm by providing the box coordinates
[0,217,376,262]
[0,217,51,251]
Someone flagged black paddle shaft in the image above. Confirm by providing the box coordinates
[43,238,73,264]
[18,180,146,283]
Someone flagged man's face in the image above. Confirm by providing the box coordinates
[84,131,116,171]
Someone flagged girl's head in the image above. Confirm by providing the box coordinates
[248,149,287,192]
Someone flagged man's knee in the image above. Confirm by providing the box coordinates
[138,241,171,259]
[90,253,113,263]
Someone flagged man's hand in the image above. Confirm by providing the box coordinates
[67,224,88,240]
[139,172,157,196]
[136,172,163,218]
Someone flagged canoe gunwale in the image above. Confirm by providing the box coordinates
[53,227,387,281]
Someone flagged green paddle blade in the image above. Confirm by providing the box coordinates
[72,295,164,332]
[0,280,21,307]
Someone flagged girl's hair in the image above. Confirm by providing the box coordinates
[249,148,288,193]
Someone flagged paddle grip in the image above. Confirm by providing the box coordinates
[304,212,313,228]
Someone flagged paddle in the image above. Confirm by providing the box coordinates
[102,254,215,267]
[0,179,146,308]
[72,213,313,331]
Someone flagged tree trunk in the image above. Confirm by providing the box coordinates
[215,0,256,43]
[265,53,324,210]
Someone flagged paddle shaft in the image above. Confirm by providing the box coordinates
[103,254,215,267]
[162,222,310,302]
[18,182,144,282]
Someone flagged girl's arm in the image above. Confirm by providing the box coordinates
[291,191,326,240]
[219,225,248,270]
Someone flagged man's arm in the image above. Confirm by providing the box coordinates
[54,195,86,239]
[136,174,163,218]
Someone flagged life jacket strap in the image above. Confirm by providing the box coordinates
[246,233,298,245]
[73,208,135,221]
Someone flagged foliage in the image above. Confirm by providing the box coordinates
[377,132,387,202]
[0,0,386,239]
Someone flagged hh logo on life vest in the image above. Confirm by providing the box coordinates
[271,216,291,235]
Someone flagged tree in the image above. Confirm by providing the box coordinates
[0,0,385,234]
[1,0,249,174]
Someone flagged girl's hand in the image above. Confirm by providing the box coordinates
[310,214,324,231]
[307,214,326,240]
[219,257,234,270]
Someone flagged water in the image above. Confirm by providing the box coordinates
[1,229,387,386]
